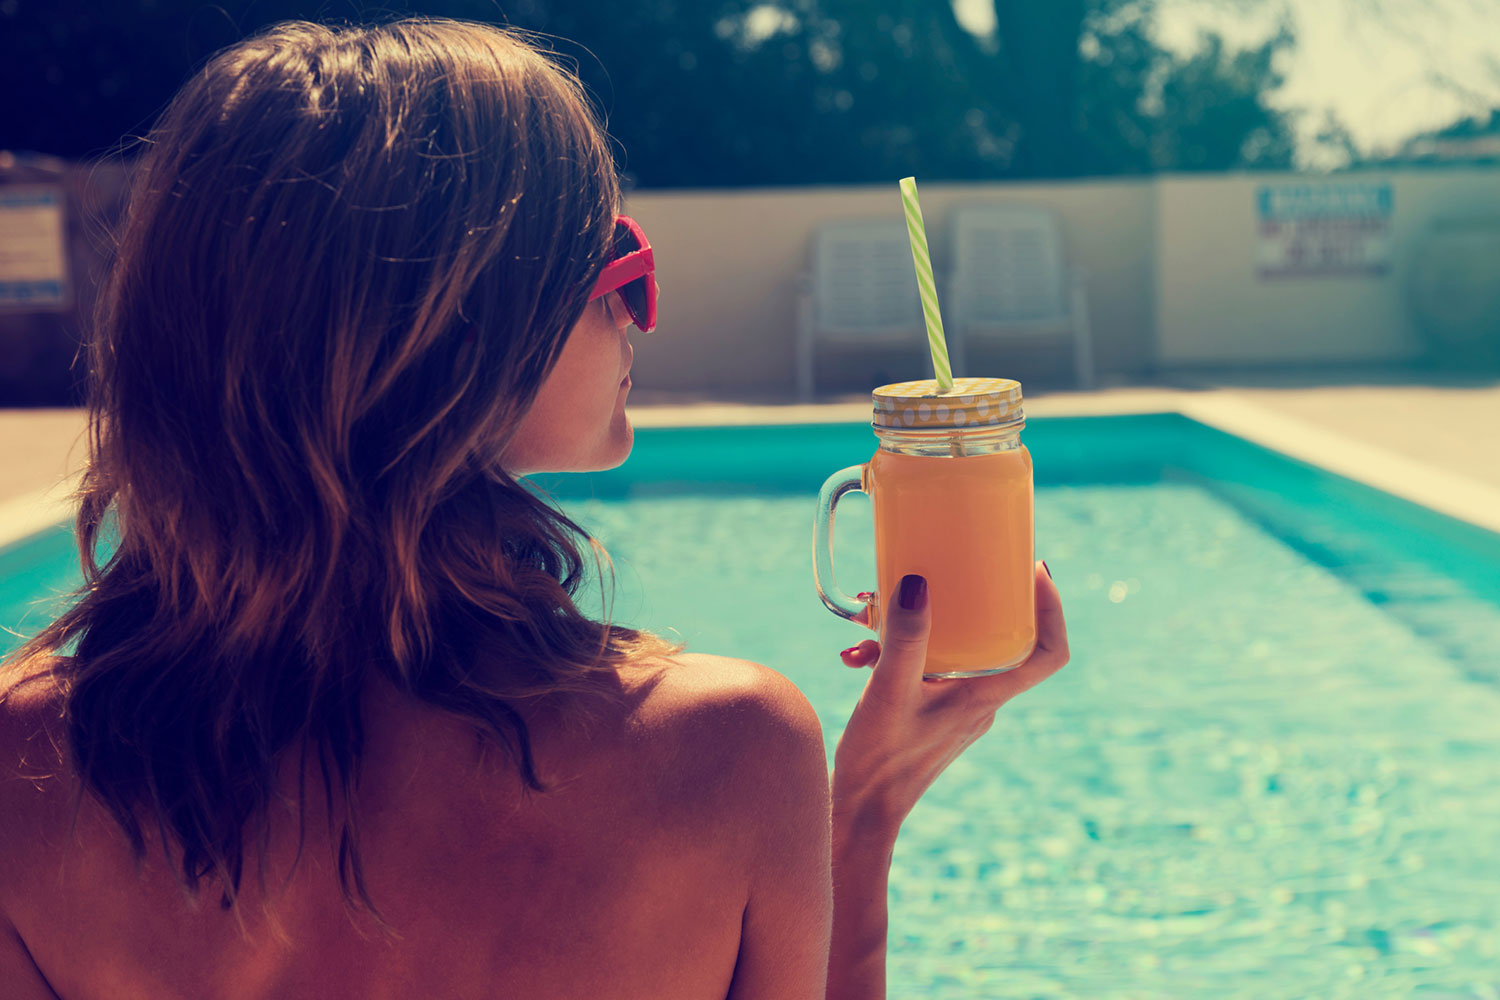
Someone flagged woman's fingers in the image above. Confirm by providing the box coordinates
[867,574,931,697]
[1031,561,1070,667]
[960,563,1070,704]
[840,639,880,668]
[840,564,1068,691]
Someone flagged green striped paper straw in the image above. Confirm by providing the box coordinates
[899,176,954,392]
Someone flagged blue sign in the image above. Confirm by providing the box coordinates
[1256,181,1394,279]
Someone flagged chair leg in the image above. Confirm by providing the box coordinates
[796,296,815,401]
[1071,281,1094,390]
[797,337,814,402]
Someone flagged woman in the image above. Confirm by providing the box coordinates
[0,18,1068,999]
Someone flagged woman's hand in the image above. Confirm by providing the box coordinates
[824,563,1069,999]
[831,562,1070,840]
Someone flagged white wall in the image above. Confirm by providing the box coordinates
[7,163,1491,403]
[625,168,1500,394]
[624,179,1155,394]
[1154,169,1500,366]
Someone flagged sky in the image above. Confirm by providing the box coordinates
[953,0,1500,169]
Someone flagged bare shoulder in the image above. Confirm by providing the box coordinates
[642,657,833,999]
[635,651,825,754]
[614,652,828,825]
[0,655,70,888]
[0,653,67,780]
[0,655,66,1000]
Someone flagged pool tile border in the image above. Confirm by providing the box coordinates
[628,389,1500,536]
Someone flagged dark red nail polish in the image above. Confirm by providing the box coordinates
[898,574,927,611]
[856,592,874,602]
[1042,561,1052,580]
[841,646,859,657]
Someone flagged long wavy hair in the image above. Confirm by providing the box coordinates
[3,18,679,917]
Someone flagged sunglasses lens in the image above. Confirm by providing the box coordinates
[619,276,649,327]
[613,220,640,257]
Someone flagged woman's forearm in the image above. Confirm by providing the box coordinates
[827,814,898,1000]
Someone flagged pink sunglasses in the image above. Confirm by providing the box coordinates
[462,216,657,344]
[589,215,657,333]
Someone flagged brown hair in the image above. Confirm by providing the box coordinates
[3,18,678,916]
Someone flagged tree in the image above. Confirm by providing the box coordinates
[515,0,1297,183]
[1148,27,1296,170]
[0,0,1297,185]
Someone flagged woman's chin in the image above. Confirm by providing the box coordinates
[505,411,633,476]
[573,415,634,474]
[598,416,634,471]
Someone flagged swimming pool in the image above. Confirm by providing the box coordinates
[5,414,1499,998]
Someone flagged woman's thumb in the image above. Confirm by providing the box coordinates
[870,574,931,692]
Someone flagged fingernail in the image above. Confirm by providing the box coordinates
[1042,561,1052,580]
[841,646,859,657]
[898,574,927,611]
[856,592,874,602]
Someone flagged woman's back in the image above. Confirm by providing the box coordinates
[0,652,830,999]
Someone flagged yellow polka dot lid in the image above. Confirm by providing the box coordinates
[871,376,1024,431]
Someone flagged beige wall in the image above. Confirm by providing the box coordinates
[6,163,1492,403]
[624,179,1156,394]
[1155,169,1500,366]
[628,168,1500,394]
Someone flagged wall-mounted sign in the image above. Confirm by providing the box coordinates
[0,186,69,310]
[1256,181,1393,279]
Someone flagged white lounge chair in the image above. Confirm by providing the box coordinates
[945,205,1094,389]
[796,219,929,401]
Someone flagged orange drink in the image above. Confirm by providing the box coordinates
[814,377,1036,678]
[867,445,1034,674]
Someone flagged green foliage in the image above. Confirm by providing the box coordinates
[1148,27,1297,170]
[0,0,1298,185]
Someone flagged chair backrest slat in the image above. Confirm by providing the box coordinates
[812,220,923,331]
[950,205,1067,324]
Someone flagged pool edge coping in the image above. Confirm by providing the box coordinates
[0,475,79,552]
[626,389,1500,536]
[1171,393,1500,537]
[4,389,1498,549]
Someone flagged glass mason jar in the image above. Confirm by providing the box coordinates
[813,377,1036,678]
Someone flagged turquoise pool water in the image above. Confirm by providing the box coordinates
[5,415,1499,998]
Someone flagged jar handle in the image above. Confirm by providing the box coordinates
[813,464,873,626]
